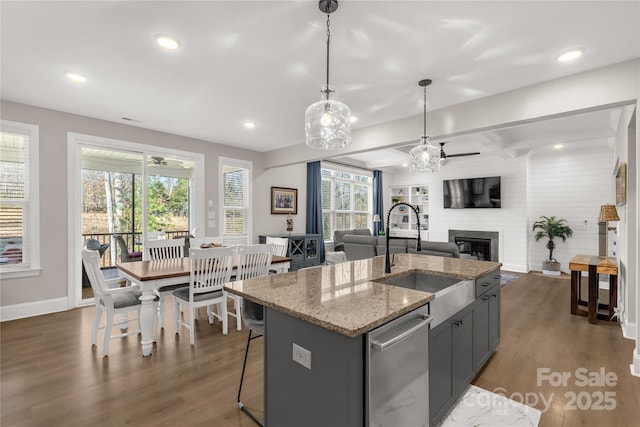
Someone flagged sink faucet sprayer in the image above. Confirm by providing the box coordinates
[385,202,422,273]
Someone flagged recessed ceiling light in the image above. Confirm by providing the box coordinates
[350,116,358,123]
[64,71,87,82]
[554,144,564,149]
[243,122,256,129]
[557,48,584,62]
[402,163,409,168]
[154,34,181,50]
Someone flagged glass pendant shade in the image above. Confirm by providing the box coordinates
[305,96,352,150]
[409,138,441,174]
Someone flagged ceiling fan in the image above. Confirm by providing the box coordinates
[439,142,480,165]
[150,156,168,165]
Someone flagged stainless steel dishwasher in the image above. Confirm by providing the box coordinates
[367,304,431,427]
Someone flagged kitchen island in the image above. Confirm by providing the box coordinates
[224,253,501,427]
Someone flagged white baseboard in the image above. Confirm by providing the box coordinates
[621,321,637,340]
[501,264,528,273]
[0,297,69,322]
[631,348,640,377]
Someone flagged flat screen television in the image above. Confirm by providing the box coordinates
[443,176,501,208]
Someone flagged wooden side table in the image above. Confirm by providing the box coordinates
[569,255,618,324]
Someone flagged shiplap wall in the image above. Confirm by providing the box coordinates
[527,146,614,273]
[391,155,528,272]
[390,144,614,273]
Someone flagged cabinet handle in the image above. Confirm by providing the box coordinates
[453,320,463,327]
[491,294,498,298]
[481,295,490,301]
[481,282,490,287]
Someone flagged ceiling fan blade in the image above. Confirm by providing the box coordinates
[446,152,481,158]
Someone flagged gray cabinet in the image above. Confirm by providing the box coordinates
[429,301,475,426]
[474,269,501,370]
[430,267,501,426]
[259,233,320,271]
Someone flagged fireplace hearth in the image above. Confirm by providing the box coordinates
[448,230,499,262]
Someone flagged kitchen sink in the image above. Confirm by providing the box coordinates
[375,272,474,328]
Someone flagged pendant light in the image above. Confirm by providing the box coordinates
[305,0,352,150]
[409,79,440,174]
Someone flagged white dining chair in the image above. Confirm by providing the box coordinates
[225,244,273,332]
[144,237,185,261]
[266,236,287,274]
[82,248,158,357]
[266,236,288,257]
[172,247,235,345]
[146,231,166,240]
[145,238,188,328]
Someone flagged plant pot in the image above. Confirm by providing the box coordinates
[542,260,561,276]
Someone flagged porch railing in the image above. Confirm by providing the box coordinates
[82,231,189,268]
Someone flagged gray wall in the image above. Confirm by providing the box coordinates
[0,100,265,308]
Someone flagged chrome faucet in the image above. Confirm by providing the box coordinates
[385,202,422,273]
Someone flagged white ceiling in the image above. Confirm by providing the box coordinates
[1,1,638,165]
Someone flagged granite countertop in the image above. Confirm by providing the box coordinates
[224,253,501,337]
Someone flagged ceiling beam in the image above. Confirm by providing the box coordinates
[263,59,639,169]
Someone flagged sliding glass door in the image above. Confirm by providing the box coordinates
[72,136,201,303]
[81,147,143,287]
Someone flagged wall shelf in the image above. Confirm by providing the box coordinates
[388,185,429,240]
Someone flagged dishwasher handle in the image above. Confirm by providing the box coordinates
[370,315,432,351]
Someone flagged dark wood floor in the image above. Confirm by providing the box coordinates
[473,273,640,427]
[1,272,638,426]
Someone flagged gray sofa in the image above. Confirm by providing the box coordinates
[343,235,460,261]
[333,228,373,252]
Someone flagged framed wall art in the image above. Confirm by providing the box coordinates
[271,187,298,214]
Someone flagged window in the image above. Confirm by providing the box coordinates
[0,120,40,278]
[220,157,251,245]
[321,166,372,241]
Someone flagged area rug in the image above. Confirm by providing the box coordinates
[500,272,520,288]
[440,385,541,427]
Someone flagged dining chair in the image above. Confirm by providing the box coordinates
[144,237,185,261]
[145,238,188,328]
[266,236,287,274]
[265,236,288,257]
[226,244,273,332]
[172,247,235,345]
[146,231,166,240]
[82,248,158,357]
[82,238,110,289]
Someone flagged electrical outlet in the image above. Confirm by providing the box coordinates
[292,343,311,370]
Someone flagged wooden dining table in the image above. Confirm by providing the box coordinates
[117,255,291,357]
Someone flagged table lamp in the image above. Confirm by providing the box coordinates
[599,204,619,260]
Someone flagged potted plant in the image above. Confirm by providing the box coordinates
[532,215,573,275]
